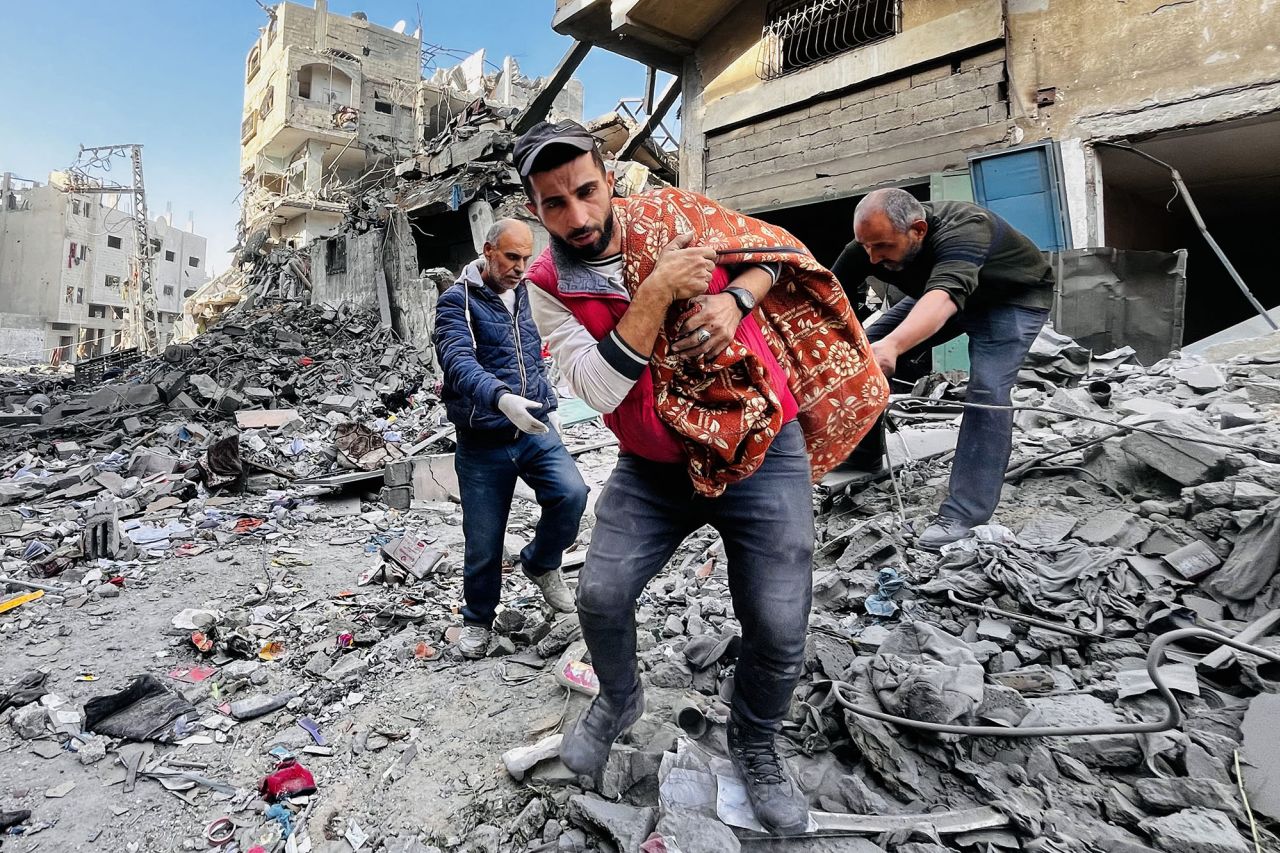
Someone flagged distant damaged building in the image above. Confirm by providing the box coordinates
[0,172,209,362]
[554,0,1280,357]
[238,0,421,248]
[210,0,675,351]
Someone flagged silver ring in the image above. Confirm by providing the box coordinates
[697,329,711,344]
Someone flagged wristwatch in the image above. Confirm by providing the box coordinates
[725,286,756,317]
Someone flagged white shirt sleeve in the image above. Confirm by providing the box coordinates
[529,285,646,414]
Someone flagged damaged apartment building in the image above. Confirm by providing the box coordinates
[0,172,209,363]
[205,0,678,350]
[554,0,1280,363]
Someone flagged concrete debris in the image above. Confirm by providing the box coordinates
[5,205,1280,853]
[1239,692,1280,821]
[1138,808,1250,853]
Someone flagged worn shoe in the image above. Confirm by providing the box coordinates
[457,624,491,659]
[916,517,973,552]
[559,683,645,776]
[524,566,576,613]
[727,720,810,836]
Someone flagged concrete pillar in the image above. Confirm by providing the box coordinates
[304,141,326,194]
[314,0,328,51]
[678,56,705,193]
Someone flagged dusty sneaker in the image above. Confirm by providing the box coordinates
[727,720,809,836]
[916,516,973,552]
[457,624,491,659]
[560,683,644,776]
[524,566,575,613]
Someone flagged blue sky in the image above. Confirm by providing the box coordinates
[0,1,665,275]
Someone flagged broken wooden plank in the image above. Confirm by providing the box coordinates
[513,40,592,134]
[1199,609,1280,669]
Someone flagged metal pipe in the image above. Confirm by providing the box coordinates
[826,627,1280,737]
[945,589,1094,639]
[1095,141,1277,331]
[0,576,67,593]
[887,397,1279,461]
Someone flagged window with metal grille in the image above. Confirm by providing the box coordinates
[759,0,900,81]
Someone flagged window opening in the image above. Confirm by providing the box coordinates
[325,236,347,274]
[759,0,900,80]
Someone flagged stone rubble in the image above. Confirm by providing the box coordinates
[0,324,1278,852]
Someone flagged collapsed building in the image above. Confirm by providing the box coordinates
[182,0,679,350]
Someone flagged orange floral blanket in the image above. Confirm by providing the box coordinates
[613,187,889,496]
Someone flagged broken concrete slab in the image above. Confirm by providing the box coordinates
[1016,510,1078,547]
[1120,414,1233,486]
[1239,692,1280,821]
[1074,509,1151,549]
[1138,808,1249,853]
[1021,694,1141,767]
[1174,364,1225,393]
[411,454,461,502]
[1135,778,1240,818]
[567,794,657,852]
[234,409,301,429]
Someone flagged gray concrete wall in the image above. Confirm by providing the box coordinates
[703,48,1008,212]
[309,228,383,309]
[309,212,439,354]
[0,313,47,362]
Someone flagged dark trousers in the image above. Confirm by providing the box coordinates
[858,297,1049,526]
[577,421,814,734]
[455,428,589,626]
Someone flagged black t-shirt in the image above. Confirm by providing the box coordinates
[831,201,1054,314]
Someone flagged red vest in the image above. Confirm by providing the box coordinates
[526,249,797,463]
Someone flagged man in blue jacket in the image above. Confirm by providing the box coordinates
[434,218,589,659]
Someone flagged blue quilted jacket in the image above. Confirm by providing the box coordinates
[433,259,556,434]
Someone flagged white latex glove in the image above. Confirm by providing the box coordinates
[498,393,549,435]
[548,411,563,434]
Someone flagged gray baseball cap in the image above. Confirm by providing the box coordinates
[513,120,597,178]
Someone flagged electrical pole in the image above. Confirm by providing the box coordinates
[62,144,160,354]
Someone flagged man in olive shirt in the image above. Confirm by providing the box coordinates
[831,188,1053,550]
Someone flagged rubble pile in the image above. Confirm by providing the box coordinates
[2,323,1279,853]
[486,331,1280,853]
[0,300,443,580]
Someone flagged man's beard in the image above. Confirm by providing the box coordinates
[881,238,923,272]
[552,212,616,260]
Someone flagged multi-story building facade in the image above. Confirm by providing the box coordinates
[0,172,209,362]
[553,0,1280,350]
[239,0,421,247]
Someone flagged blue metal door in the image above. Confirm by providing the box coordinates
[969,143,1069,251]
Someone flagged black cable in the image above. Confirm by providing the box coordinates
[826,626,1280,737]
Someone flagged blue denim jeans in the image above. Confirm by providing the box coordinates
[865,297,1049,526]
[454,428,589,626]
[577,420,814,734]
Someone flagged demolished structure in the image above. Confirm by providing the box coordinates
[0,171,210,363]
[4,275,1280,851]
[196,0,677,347]
[4,1,1280,852]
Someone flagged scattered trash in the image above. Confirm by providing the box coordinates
[82,675,196,743]
[554,642,600,696]
[259,758,317,802]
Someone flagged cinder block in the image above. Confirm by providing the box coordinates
[380,485,412,510]
[384,459,413,487]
